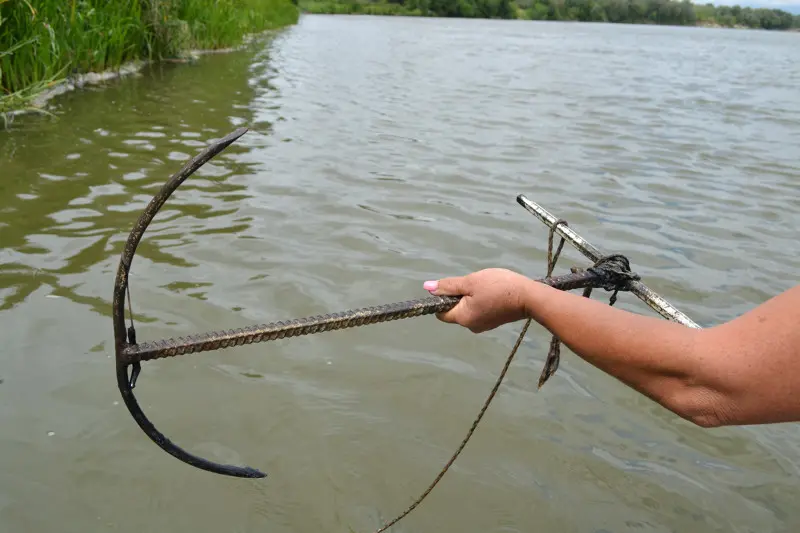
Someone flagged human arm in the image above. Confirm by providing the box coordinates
[423,269,800,428]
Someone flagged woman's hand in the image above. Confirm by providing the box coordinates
[423,268,536,333]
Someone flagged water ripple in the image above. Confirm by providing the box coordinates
[1,15,799,533]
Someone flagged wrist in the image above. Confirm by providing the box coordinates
[520,278,548,321]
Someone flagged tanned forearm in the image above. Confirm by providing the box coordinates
[521,280,714,425]
[521,281,800,427]
[427,268,800,428]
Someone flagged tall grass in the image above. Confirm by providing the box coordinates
[0,0,299,113]
[175,0,300,49]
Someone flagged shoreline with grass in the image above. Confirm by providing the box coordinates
[299,0,800,31]
[3,0,796,120]
[0,0,300,119]
[6,28,284,122]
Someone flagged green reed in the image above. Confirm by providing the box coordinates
[0,0,299,114]
[174,0,300,50]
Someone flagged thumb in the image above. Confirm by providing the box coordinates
[424,276,473,326]
[423,276,472,297]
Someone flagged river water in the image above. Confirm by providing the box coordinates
[1,14,799,533]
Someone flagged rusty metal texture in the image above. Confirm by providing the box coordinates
[120,268,618,364]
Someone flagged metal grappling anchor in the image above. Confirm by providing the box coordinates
[112,128,699,528]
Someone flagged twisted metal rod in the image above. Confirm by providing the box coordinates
[120,268,616,364]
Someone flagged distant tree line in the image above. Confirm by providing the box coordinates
[695,2,797,29]
[519,0,798,30]
[301,0,800,30]
[404,0,516,19]
[521,0,699,25]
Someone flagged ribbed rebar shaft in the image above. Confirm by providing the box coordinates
[121,268,608,363]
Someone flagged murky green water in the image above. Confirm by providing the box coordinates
[2,14,800,533]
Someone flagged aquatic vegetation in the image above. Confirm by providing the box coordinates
[0,0,299,114]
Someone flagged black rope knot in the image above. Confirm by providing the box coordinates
[587,253,641,297]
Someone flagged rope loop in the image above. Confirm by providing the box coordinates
[538,221,639,388]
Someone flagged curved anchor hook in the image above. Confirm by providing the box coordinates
[112,127,266,478]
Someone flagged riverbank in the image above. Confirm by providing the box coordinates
[0,0,300,119]
[300,0,800,31]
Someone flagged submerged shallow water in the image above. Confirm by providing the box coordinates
[1,15,799,533]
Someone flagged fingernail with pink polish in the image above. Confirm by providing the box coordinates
[423,280,438,292]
